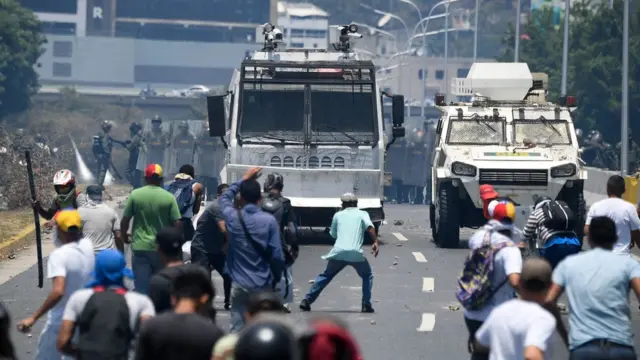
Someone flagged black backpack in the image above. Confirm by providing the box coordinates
[261,194,295,265]
[542,200,576,231]
[165,178,196,216]
[76,286,133,360]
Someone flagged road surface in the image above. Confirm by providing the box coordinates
[3,202,640,359]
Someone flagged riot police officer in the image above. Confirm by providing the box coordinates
[144,115,171,169]
[616,129,640,173]
[172,120,196,175]
[261,173,299,312]
[125,122,144,188]
[92,120,114,186]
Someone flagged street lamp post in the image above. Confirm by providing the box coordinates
[560,0,570,96]
[444,1,450,102]
[621,0,629,175]
[473,0,479,61]
[399,0,426,116]
[514,0,521,61]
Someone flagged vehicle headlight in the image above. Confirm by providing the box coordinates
[550,163,576,178]
[451,161,477,177]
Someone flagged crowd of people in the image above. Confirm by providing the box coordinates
[0,162,377,360]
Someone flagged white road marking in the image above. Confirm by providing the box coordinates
[412,252,427,263]
[416,313,436,332]
[392,232,408,241]
[422,277,435,292]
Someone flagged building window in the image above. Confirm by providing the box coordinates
[52,62,72,77]
[435,70,444,80]
[290,29,304,37]
[418,69,428,80]
[306,29,326,38]
[457,68,469,77]
[52,41,73,58]
[290,43,304,48]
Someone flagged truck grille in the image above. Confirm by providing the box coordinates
[479,169,548,186]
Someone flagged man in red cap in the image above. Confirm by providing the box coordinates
[480,185,499,220]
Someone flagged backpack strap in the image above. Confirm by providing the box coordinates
[92,286,126,295]
[483,241,515,303]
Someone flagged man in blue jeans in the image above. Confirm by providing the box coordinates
[300,193,380,313]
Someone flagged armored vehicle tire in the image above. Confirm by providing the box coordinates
[435,182,461,249]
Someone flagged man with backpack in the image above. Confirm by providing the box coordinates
[522,196,581,269]
[456,200,523,360]
[165,164,204,243]
[57,250,155,360]
[260,173,299,312]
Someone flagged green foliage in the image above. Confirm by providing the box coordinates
[498,1,640,143]
[0,0,46,119]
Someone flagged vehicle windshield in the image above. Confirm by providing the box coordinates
[239,83,305,141]
[310,84,376,143]
[513,120,571,145]
[446,118,505,145]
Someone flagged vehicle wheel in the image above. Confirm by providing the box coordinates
[561,187,586,249]
[435,182,461,249]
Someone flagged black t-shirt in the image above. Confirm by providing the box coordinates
[134,312,224,360]
[147,264,193,314]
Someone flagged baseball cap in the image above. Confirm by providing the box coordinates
[86,185,103,201]
[479,185,499,201]
[155,226,184,255]
[145,163,163,179]
[520,258,552,287]
[340,193,358,203]
[86,249,134,288]
[55,209,82,232]
[487,200,516,222]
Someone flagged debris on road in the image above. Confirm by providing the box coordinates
[393,220,404,226]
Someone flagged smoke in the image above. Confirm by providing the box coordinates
[68,135,95,183]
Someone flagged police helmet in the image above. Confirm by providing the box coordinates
[178,120,189,129]
[263,173,284,192]
[101,120,113,131]
[575,128,583,138]
[129,122,141,132]
[152,115,162,123]
[234,321,300,360]
[591,132,603,143]
[15,128,25,137]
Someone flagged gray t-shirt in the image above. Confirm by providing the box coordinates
[191,200,225,254]
[78,201,121,252]
[63,288,156,331]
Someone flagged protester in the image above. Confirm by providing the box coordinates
[121,164,182,294]
[18,210,95,360]
[0,302,17,360]
[546,216,640,359]
[299,193,379,313]
[234,320,301,360]
[165,164,204,242]
[299,316,364,360]
[460,200,522,360]
[479,185,499,220]
[260,173,299,312]
[57,250,155,359]
[134,267,224,360]
[219,167,286,333]
[191,183,232,310]
[522,196,581,269]
[33,169,86,221]
[78,185,123,253]
[474,258,556,360]
[585,175,640,255]
[212,291,286,360]
[148,227,202,314]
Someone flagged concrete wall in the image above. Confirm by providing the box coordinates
[583,167,640,206]
[38,35,261,88]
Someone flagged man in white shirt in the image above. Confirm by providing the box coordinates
[585,175,640,255]
[475,258,557,360]
[78,185,123,253]
[17,210,95,360]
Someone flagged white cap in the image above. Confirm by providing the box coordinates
[340,193,358,203]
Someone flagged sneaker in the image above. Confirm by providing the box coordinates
[282,304,291,313]
[361,304,375,313]
[299,299,311,312]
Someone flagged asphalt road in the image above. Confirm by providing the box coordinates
[3,203,640,359]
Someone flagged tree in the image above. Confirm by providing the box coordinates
[0,0,46,120]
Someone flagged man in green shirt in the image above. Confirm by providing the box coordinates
[121,163,182,294]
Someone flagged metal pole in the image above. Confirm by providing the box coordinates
[609,0,613,9]
[514,0,521,61]
[444,3,450,102]
[621,0,629,175]
[473,0,479,62]
[560,0,570,96]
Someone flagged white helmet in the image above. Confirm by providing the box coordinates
[52,169,76,202]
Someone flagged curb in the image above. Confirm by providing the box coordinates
[0,218,47,260]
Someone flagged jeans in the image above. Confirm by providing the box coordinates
[229,283,274,333]
[569,340,637,360]
[276,265,294,304]
[181,218,195,243]
[35,319,74,360]
[191,247,232,303]
[539,243,581,269]
[132,250,164,295]
[303,259,373,306]
[464,317,489,360]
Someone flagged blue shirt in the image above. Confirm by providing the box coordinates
[322,207,374,262]
[219,180,285,289]
[552,247,640,349]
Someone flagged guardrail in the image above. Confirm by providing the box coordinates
[584,166,639,206]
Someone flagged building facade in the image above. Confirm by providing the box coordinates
[277,2,329,49]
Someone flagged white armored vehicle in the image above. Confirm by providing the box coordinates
[429,62,586,248]
[206,23,406,232]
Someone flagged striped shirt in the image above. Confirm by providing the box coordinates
[522,208,574,248]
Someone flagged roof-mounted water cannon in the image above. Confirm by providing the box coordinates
[259,23,283,51]
[329,24,363,52]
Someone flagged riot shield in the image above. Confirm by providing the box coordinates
[166,120,204,178]
[194,131,227,180]
[136,118,172,173]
